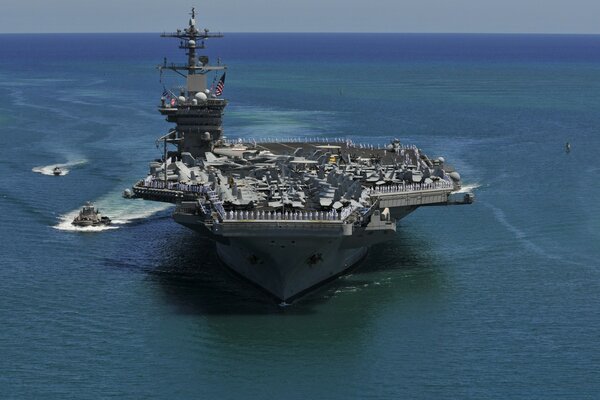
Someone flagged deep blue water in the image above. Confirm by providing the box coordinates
[0,33,599,399]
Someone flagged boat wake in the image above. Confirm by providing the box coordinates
[54,195,172,233]
[484,202,562,262]
[454,182,481,193]
[32,159,87,176]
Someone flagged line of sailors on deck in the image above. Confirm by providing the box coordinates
[369,180,452,194]
[221,137,419,151]
[222,209,350,221]
[142,178,208,193]
[143,177,452,199]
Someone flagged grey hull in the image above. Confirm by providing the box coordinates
[173,213,395,301]
[215,238,367,302]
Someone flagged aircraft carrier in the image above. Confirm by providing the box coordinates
[130,9,474,302]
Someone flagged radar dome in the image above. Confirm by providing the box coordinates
[188,40,196,47]
[195,92,208,101]
[178,96,186,103]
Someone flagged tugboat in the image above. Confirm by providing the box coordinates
[72,202,111,227]
[53,166,62,176]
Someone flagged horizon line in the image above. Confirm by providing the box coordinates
[1,31,600,36]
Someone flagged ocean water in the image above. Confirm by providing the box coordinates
[0,33,599,398]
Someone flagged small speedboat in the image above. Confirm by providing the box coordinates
[53,167,62,176]
[72,202,111,227]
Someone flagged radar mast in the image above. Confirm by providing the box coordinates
[157,8,228,158]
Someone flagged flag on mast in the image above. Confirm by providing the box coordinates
[215,72,226,96]
[162,86,177,100]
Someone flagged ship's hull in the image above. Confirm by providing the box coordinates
[173,209,405,302]
[72,220,111,227]
[215,238,368,302]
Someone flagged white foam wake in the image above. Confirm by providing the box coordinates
[54,195,172,233]
[32,159,87,176]
[454,183,481,193]
[484,202,561,261]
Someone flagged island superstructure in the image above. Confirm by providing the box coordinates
[130,9,474,302]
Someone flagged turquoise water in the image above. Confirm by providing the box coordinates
[0,33,599,398]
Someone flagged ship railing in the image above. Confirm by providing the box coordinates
[139,179,212,195]
[140,180,185,192]
[368,180,453,195]
[221,209,352,222]
[163,98,226,109]
[221,136,419,151]
[165,105,224,114]
[139,179,167,190]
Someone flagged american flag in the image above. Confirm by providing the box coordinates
[162,86,175,99]
[215,73,226,96]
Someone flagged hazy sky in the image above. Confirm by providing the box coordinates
[1,0,600,34]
